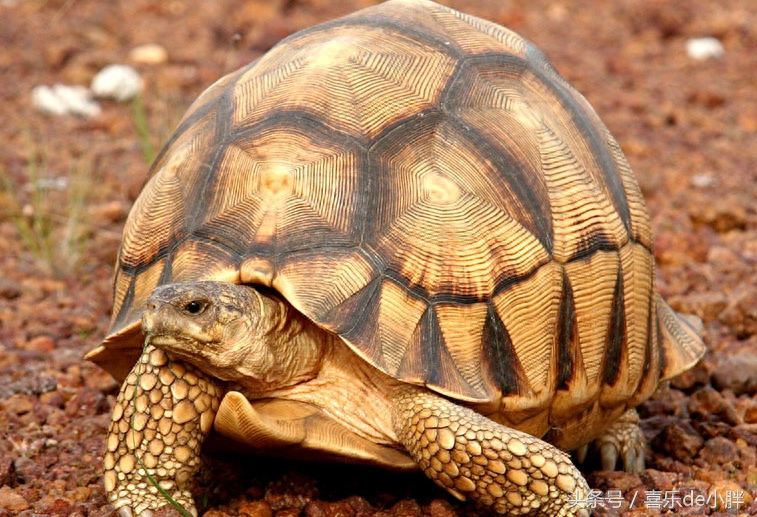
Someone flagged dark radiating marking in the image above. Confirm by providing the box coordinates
[482,302,524,396]
[378,256,553,306]
[441,54,553,251]
[111,274,137,334]
[418,305,482,398]
[637,295,657,388]
[602,267,626,386]
[180,90,236,235]
[656,304,668,379]
[393,304,484,399]
[326,275,382,343]
[523,44,632,234]
[555,271,577,389]
[572,233,624,262]
[230,110,368,151]
[420,306,442,380]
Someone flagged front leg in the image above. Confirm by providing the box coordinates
[392,386,589,517]
[104,345,222,517]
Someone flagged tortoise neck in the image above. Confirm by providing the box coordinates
[233,288,333,394]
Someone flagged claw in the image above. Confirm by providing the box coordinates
[575,443,589,465]
[623,446,636,472]
[600,441,618,471]
[630,447,644,473]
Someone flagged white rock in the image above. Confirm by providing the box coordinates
[53,84,102,117]
[91,64,143,101]
[690,172,716,188]
[31,85,67,116]
[129,43,168,65]
[686,37,725,61]
[31,84,101,118]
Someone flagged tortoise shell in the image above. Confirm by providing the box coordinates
[88,0,703,434]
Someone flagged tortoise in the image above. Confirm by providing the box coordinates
[86,0,706,516]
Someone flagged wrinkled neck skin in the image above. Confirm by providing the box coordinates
[232,293,399,445]
[200,293,330,393]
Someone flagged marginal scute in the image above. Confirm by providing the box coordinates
[492,261,561,409]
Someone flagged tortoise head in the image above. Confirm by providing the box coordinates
[143,281,258,346]
[142,281,327,391]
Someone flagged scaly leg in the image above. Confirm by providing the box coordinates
[104,345,222,517]
[392,386,590,517]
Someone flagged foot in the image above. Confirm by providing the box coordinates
[392,386,590,516]
[104,345,222,517]
[576,409,645,473]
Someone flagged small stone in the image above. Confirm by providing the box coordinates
[699,436,740,466]
[390,499,422,517]
[688,386,741,426]
[719,290,757,339]
[0,393,35,415]
[0,456,15,486]
[712,353,757,395]
[129,43,169,65]
[91,64,143,101]
[32,83,101,118]
[241,500,274,517]
[344,496,373,517]
[64,387,107,417]
[639,469,678,491]
[686,37,724,60]
[690,172,716,188]
[667,291,728,324]
[0,278,22,299]
[87,200,129,224]
[654,422,703,462]
[707,480,752,510]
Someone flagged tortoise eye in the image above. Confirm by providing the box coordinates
[184,301,206,315]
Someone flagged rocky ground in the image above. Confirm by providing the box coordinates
[1,0,756,516]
